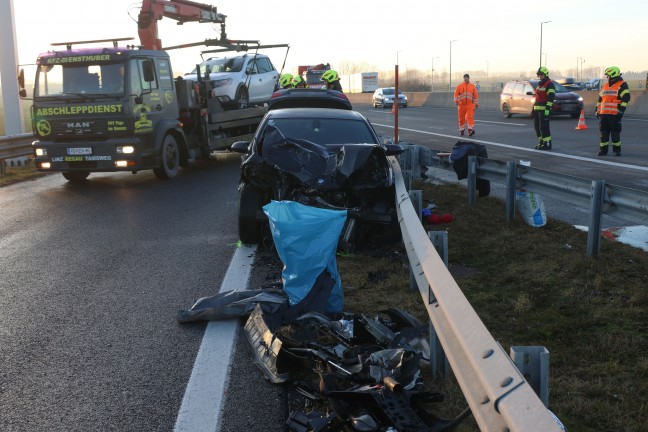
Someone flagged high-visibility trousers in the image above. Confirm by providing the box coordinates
[457,103,475,131]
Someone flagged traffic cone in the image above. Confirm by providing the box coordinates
[575,110,588,130]
[391,104,396,114]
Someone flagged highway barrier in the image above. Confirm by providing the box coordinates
[0,133,33,175]
[390,155,565,431]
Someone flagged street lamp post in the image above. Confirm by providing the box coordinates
[431,56,439,92]
[577,57,585,82]
[540,21,551,67]
[449,40,457,91]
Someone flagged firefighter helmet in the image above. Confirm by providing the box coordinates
[537,67,549,76]
[279,73,293,88]
[321,69,339,83]
[291,75,305,88]
[604,66,621,78]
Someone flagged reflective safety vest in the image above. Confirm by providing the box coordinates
[454,82,479,105]
[598,80,625,115]
[534,79,554,108]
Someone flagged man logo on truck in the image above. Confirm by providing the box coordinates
[36,119,52,137]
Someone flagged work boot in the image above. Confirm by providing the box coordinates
[535,142,548,150]
[459,130,465,136]
[468,129,475,136]
[597,145,609,156]
[545,140,552,150]
[613,146,621,156]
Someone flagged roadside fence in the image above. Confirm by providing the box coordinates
[397,143,648,257]
[0,133,33,176]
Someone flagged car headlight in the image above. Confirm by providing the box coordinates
[213,78,233,88]
[577,96,583,102]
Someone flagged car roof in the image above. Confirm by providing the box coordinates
[264,107,368,120]
[268,88,352,110]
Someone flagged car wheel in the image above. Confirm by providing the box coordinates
[153,134,179,180]
[235,86,249,109]
[502,103,512,118]
[62,172,90,182]
[238,183,264,244]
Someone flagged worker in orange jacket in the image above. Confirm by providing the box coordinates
[454,73,479,136]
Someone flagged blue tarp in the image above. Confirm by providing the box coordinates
[264,200,347,312]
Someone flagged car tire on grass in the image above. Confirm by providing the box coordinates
[238,183,264,244]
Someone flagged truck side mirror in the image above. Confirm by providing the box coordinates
[18,68,27,98]
[142,60,155,82]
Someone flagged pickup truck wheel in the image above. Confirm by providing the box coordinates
[238,183,263,244]
[62,172,90,182]
[235,87,249,109]
[502,103,512,118]
[153,134,179,180]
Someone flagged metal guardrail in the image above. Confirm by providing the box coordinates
[0,133,34,175]
[400,144,648,257]
[390,156,563,431]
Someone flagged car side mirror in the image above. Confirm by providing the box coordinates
[230,141,250,153]
[385,144,404,156]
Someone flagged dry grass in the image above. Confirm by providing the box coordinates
[0,163,48,187]
[338,181,648,432]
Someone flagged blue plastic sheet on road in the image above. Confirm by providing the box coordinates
[264,200,347,312]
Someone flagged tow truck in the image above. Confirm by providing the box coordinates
[19,0,288,181]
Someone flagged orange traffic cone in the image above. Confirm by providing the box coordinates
[391,104,396,114]
[575,110,588,130]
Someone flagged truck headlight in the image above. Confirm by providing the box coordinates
[117,146,135,154]
[35,148,47,156]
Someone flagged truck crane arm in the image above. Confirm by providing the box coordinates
[137,0,227,50]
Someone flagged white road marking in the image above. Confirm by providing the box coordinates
[373,123,648,173]
[174,244,256,432]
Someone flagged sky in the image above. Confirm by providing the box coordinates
[5,0,648,82]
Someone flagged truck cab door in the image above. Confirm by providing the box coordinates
[129,58,165,136]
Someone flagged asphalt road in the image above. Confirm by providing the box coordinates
[0,154,243,431]
[1,106,646,432]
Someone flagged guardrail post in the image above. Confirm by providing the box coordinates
[510,346,550,407]
[409,190,423,292]
[428,230,450,379]
[506,161,517,223]
[587,180,605,258]
[467,155,477,207]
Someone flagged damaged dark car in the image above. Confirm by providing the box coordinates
[230,104,404,250]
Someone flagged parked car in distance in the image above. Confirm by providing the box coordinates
[184,53,279,109]
[372,87,407,108]
[556,77,584,91]
[230,96,404,249]
[500,79,584,118]
[584,78,601,91]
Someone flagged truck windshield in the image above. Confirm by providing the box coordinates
[35,62,127,97]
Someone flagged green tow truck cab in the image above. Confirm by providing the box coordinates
[21,38,266,181]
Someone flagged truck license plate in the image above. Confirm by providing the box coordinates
[67,147,92,155]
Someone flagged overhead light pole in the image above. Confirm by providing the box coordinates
[540,21,551,67]
[577,57,585,82]
[431,56,439,92]
[449,40,457,91]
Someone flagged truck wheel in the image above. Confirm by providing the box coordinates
[238,183,263,244]
[62,172,90,182]
[235,87,249,109]
[153,134,179,180]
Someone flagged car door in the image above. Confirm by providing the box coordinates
[246,57,278,103]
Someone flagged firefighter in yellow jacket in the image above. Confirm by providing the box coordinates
[596,66,630,156]
[454,74,479,136]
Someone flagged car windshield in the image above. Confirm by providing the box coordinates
[381,88,403,96]
[265,118,377,145]
[196,57,245,75]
